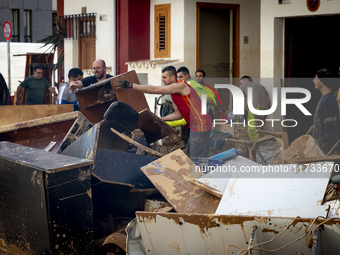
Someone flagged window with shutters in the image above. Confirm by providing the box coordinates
[12,9,20,42]
[24,10,32,42]
[154,4,171,58]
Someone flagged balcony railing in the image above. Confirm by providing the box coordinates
[60,13,96,39]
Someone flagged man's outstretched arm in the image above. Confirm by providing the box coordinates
[113,80,190,96]
[69,80,84,90]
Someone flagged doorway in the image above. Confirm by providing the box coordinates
[285,15,340,143]
[79,38,96,70]
[78,16,96,70]
[196,3,240,116]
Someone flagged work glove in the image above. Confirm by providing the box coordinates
[113,79,133,89]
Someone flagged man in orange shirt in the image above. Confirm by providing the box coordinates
[113,66,212,157]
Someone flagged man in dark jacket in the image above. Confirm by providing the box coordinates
[312,68,340,154]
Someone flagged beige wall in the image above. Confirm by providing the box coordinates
[63,0,116,79]
[151,0,261,79]
[128,0,261,114]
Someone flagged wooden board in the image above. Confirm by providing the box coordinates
[136,109,179,144]
[0,112,81,153]
[0,104,73,127]
[76,70,149,123]
[110,70,150,112]
[140,149,220,214]
[110,127,164,157]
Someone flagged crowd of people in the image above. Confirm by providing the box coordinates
[16,59,340,157]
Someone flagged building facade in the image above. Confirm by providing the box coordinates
[0,0,53,43]
[60,0,340,137]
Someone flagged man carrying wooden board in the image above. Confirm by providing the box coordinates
[113,66,212,157]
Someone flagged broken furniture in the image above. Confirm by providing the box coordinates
[59,122,158,219]
[283,134,340,164]
[136,109,180,145]
[0,111,92,153]
[0,104,73,127]
[104,101,140,131]
[76,70,149,123]
[226,130,288,164]
[58,120,159,253]
[126,144,340,254]
[141,149,220,214]
[0,141,94,254]
[91,149,157,221]
[283,134,325,164]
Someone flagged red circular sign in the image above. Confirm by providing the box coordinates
[306,0,320,12]
[3,21,12,40]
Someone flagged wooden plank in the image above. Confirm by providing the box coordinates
[76,70,149,123]
[306,125,314,135]
[109,70,150,112]
[225,138,253,146]
[0,111,79,133]
[111,127,164,157]
[256,129,284,137]
[0,112,81,153]
[140,149,220,214]
[0,105,74,127]
[191,180,223,198]
[295,156,340,163]
[136,109,179,144]
[327,139,340,156]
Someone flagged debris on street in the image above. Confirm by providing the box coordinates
[1,70,340,255]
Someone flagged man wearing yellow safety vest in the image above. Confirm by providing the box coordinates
[166,67,220,127]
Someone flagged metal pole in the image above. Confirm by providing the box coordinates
[7,39,11,94]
